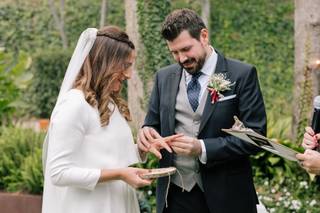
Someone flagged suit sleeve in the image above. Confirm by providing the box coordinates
[143,73,161,133]
[203,67,266,166]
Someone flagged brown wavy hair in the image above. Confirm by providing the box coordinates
[73,26,135,126]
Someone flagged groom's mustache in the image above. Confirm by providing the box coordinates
[181,58,196,66]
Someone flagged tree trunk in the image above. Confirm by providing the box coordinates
[201,0,210,31]
[99,0,108,28]
[292,0,320,141]
[125,0,145,131]
[48,0,68,49]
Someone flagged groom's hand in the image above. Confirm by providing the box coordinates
[169,136,202,157]
[137,127,182,159]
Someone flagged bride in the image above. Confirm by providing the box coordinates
[42,26,152,213]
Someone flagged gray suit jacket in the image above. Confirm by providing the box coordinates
[144,51,267,213]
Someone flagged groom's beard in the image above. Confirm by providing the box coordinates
[180,54,206,75]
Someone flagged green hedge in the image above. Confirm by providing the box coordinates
[211,0,294,118]
[137,0,172,101]
[0,127,45,194]
[28,49,71,118]
[0,50,33,125]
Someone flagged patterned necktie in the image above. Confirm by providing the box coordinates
[187,72,202,112]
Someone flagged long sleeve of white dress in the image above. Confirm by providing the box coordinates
[47,91,101,191]
[42,89,140,213]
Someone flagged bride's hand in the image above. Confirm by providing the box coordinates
[148,134,184,159]
[137,127,162,152]
[120,167,152,189]
[137,127,183,159]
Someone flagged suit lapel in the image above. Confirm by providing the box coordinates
[167,67,183,134]
[199,51,228,134]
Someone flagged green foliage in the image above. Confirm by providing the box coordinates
[106,0,126,28]
[21,147,43,194]
[138,155,159,210]
[0,127,45,194]
[211,0,294,119]
[28,49,71,118]
[65,0,125,48]
[0,3,56,53]
[256,175,320,212]
[0,73,19,125]
[137,0,172,100]
[138,191,153,213]
[0,50,33,125]
[0,0,126,119]
[171,0,201,13]
[0,0,125,53]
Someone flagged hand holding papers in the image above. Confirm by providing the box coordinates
[222,116,300,161]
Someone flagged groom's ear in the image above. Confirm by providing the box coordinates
[199,29,209,46]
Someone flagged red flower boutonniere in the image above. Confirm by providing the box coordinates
[207,73,235,104]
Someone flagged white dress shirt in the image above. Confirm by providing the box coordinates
[184,46,218,164]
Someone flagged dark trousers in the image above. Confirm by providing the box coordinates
[163,183,211,213]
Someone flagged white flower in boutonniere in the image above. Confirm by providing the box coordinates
[207,73,235,104]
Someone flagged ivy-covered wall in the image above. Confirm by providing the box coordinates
[211,0,294,119]
[27,49,71,118]
[136,0,294,121]
[137,0,172,98]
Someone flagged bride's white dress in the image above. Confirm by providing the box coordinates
[42,89,141,213]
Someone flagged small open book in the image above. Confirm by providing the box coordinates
[222,116,300,161]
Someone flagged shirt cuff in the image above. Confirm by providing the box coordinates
[86,169,101,191]
[199,139,207,164]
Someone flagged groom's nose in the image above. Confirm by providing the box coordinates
[178,53,188,64]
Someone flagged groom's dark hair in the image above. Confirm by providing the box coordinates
[161,8,206,41]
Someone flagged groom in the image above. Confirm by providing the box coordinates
[137,9,266,213]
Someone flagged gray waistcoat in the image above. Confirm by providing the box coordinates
[171,71,208,192]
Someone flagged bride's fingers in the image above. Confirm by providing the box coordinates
[137,141,149,152]
[149,146,162,159]
[138,133,150,151]
[150,134,185,153]
[151,138,172,153]
[143,127,156,142]
[142,179,153,184]
[136,168,151,174]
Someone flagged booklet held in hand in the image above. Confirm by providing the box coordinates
[222,116,300,161]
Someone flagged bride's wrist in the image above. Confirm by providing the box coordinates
[99,168,125,183]
[118,168,127,181]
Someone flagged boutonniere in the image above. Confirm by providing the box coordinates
[207,73,235,104]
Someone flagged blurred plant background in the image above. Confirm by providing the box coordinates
[1,0,320,212]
